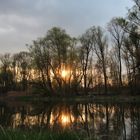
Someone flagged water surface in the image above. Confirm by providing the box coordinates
[0,101,140,140]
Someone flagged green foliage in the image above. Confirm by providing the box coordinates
[0,127,81,140]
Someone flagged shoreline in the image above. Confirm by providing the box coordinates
[0,91,140,103]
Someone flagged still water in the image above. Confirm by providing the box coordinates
[0,101,140,140]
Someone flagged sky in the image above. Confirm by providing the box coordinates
[0,0,134,54]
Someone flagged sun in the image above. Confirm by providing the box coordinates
[61,70,67,78]
[61,114,70,125]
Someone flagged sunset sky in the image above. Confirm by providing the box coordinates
[0,0,133,53]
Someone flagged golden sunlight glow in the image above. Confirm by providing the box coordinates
[61,114,70,125]
[61,70,68,78]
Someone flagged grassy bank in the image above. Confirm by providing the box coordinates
[0,127,84,140]
[17,94,140,104]
[1,91,140,103]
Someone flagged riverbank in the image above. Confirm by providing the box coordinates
[0,91,140,103]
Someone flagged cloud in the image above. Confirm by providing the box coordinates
[0,26,15,34]
[0,0,133,53]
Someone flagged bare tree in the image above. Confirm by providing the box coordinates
[80,29,94,93]
[92,26,108,94]
[108,18,127,88]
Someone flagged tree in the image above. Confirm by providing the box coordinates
[108,48,120,87]
[108,18,127,88]
[46,27,72,93]
[0,53,11,73]
[30,38,53,95]
[128,0,140,27]
[30,27,76,95]
[12,51,31,90]
[0,54,14,92]
[80,28,94,93]
[92,26,108,94]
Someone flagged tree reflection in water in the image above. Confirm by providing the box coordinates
[0,102,140,139]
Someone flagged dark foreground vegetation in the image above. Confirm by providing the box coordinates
[0,127,82,140]
[0,0,140,97]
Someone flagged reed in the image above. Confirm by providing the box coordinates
[0,126,81,140]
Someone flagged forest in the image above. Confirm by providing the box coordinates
[0,0,140,96]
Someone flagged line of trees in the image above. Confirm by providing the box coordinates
[0,0,139,95]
